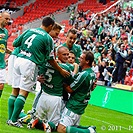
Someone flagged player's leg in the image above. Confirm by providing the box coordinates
[18,89,42,124]
[8,88,19,121]
[10,89,29,123]
[27,92,47,129]
[0,69,6,97]
[7,57,21,121]
[9,58,38,127]
[66,126,96,133]
[46,94,62,126]
[57,107,96,133]
[58,124,96,133]
[7,55,17,86]
[0,83,4,97]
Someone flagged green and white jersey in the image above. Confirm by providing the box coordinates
[11,47,20,56]
[13,28,54,65]
[66,68,95,115]
[40,62,74,97]
[0,28,8,69]
[62,43,82,63]
[66,63,74,71]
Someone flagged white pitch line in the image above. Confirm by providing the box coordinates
[82,115,129,130]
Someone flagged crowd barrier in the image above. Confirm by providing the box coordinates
[89,85,133,115]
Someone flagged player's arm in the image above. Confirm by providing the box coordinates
[6,48,12,54]
[13,30,29,47]
[63,83,73,93]
[72,63,79,75]
[91,79,97,91]
[48,59,70,78]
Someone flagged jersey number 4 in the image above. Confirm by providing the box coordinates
[25,34,37,48]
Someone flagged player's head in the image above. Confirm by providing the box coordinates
[66,28,77,48]
[0,12,11,28]
[79,51,94,69]
[57,46,69,63]
[49,22,62,39]
[41,17,55,33]
[68,50,76,64]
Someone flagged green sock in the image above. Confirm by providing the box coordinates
[11,95,26,122]
[19,111,27,118]
[48,122,56,132]
[35,119,44,130]
[0,90,3,97]
[66,126,90,133]
[8,95,17,120]
[77,125,89,129]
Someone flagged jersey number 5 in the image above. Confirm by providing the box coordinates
[45,69,54,82]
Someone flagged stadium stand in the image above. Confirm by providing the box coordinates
[2,0,133,88]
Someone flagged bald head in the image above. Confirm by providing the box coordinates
[0,12,11,28]
[57,46,69,63]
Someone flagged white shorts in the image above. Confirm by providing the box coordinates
[36,91,62,126]
[12,57,38,92]
[7,54,17,85]
[0,69,6,83]
[59,107,81,127]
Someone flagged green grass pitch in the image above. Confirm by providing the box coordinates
[0,84,132,133]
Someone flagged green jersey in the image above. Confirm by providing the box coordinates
[40,62,73,97]
[13,28,54,65]
[66,68,95,115]
[0,28,8,69]
[62,43,82,63]
[11,47,20,56]
[66,63,74,71]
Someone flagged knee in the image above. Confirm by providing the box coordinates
[57,124,66,133]
[0,83,4,90]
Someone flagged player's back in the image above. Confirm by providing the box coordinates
[17,28,54,65]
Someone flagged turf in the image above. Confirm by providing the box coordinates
[0,84,132,133]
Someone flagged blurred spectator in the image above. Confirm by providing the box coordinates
[125,49,133,68]
[103,62,114,86]
[94,47,101,65]
[92,60,99,79]
[108,54,115,66]
[130,10,133,28]
[80,35,87,50]
[69,10,75,25]
[98,60,106,82]
[113,42,127,83]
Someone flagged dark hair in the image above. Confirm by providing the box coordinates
[42,17,55,27]
[83,51,94,66]
[52,22,62,30]
[110,62,114,66]
[67,28,77,36]
[69,50,75,56]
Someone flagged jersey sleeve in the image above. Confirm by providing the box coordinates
[70,71,87,91]
[45,35,55,60]
[13,30,29,47]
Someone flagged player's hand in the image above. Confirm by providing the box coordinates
[60,69,70,78]
[73,62,79,67]
[56,59,61,63]
[37,74,45,83]
[91,79,97,91]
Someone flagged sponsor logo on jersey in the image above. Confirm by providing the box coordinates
[0,44,6,53]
